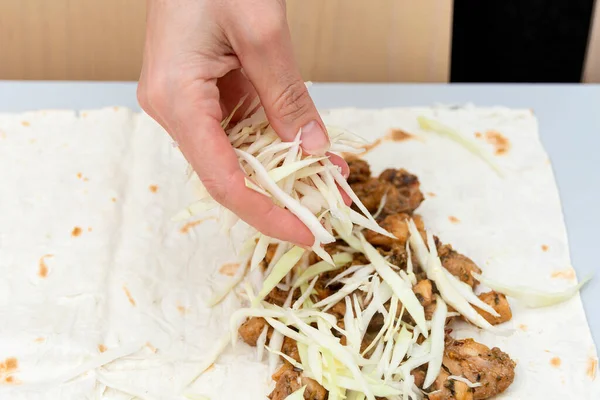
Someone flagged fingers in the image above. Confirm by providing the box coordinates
[227,7,330,155]
[180,113,314,246]
[218,69,258,123]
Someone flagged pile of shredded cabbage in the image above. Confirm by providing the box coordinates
[178,96,589,400]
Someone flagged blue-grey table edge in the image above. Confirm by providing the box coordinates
[1,81,598,348]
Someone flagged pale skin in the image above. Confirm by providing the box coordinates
[138,0,349,247]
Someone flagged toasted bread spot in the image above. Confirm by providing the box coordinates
[551,357,561,368]
[485,130,511,155]
[518,324,528,331]
[448,216,460,224]
[38,254,53,278]
[219,262,241,277]
[474,132,482,138]
[389,128,416,142]
[587,357,598,380]
[81,112,88,118]
[551,268,576,280]
[122,285,136,306]
[176,303,188,315]
[29,138,37,144]
[98,344,107,353]
[77,172,82,179]
[0,358,18,373]
[146,342,157,353]
[426,192,436,197]
[71,226,82,237]
[180,217,217,234]
[149,185,159,193]
[83,177,89,182]
[113,106,119,111]
[111,197,117,202]
[21,121,30,127]
[34,337,45,343]
[541,244,549,252]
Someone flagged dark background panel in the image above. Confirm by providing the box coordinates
[452,0,596,83]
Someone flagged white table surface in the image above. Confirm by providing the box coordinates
[1,81,598,347]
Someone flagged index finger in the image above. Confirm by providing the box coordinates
[174,99,314,247]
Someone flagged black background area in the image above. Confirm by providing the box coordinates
[451,0,596,83]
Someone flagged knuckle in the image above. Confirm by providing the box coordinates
[138,70,172,113]
[272,80,312,124]
[251,13,286,46]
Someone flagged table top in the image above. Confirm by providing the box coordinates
[1,81,598,346]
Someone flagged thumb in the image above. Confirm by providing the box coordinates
[232,18,329,155]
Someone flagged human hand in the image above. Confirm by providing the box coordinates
[137,0,349,246]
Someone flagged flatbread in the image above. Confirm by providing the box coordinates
[0,106,597,399]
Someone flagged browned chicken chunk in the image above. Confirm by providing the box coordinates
[413,279,434,307]
[437,244,482,288]
[474,291,512,325]
[443,338,516,400]
[428,367,473,400]
[281,337,301,363]
[348,159,371,184]
[269,364,327,400]
[351,177,390,213]
[238,317,270,346]
[378,168,425,216]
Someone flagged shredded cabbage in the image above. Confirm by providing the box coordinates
[474,272,592,308]
[417,116,503,177]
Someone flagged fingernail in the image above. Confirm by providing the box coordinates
[301,120,330,155]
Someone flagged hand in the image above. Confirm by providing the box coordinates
[137,0,348,246]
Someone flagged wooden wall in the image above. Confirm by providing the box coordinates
[583,0,600,83]
[0,0,453,82]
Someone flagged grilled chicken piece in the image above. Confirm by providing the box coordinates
[238,317,271,346]
[442,338,516,400]
[266,287,298,306]
[437,244,482,288]
[281,337,301,363]
[378,168,425,216]
[269,364,327,400]
[428,367,473,400]
[365,213,411,248]
[348,158,371,183]
[413,279,434,307]
[474,291,512,325]
[351,177,390,213]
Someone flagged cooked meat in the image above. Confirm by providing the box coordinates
[413,279,434,307]
[428,367,473,400]
[351,253,370,266]
[266,287,298,306]
[269,364,328,400]
[365,213,411,248]
[378,168,424,216]
[348,159,371,184]
[351,178,389,213]
[386,243,408,269]
[437,244,482,288]
[443,338,516,400]
[265,243,278,265]
[238,317,270,346]
[281,337,301,363]
[412,368,426,388]
[474,291,512,325]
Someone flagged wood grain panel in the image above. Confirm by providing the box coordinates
[0,0,146,81]
[583,0,600,83]
[287,0,453,82]
[0,0,452,82]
